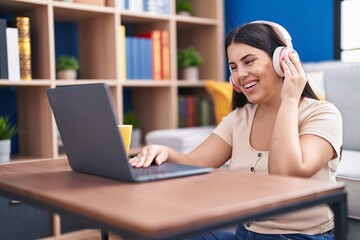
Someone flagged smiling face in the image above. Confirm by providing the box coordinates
[228,42,283,105]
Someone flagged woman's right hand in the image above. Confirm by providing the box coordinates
[129,145,169,168]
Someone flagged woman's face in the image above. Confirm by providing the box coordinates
[227,42,283,105]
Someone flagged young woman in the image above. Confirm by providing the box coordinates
[130,21,342,240]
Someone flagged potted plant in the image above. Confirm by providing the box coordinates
[0,116,17,163]
[56,55,80,80]
[124,111,142,148]
[178,47,203,81]
[176,0,193,16]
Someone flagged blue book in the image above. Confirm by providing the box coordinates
[140,38,152,80]
[132,37,140,79]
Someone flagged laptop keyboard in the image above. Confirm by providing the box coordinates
[132,165,175,177]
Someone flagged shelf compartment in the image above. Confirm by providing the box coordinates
[0,2,51,80]
[175,0,220,19]
[52,0,115,13]
[53,8,117,80]
[16,86,55,159]
[123,86,174,141]
[177,24,222,81]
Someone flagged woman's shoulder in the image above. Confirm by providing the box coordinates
[300,97,341,117]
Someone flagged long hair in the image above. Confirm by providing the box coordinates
[225,23,319,110]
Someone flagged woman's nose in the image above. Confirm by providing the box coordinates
[236,66,248,79]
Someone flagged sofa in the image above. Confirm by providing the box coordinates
[146,61,360,238]
[303,61,360,239]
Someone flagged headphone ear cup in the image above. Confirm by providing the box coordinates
[229,75,242,93]
[272,46,286,77]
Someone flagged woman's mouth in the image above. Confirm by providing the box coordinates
[243,80,259,92]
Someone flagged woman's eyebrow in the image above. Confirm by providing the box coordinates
[229,53,256,65]
[240,53,255,61]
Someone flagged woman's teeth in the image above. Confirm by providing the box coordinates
[244,81,258,89]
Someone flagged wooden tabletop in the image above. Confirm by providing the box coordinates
[0,159,345,239]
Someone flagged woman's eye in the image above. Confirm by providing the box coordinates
[245,59,254,65]
[230,66,237,72]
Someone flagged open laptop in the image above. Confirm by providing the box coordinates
[47,83,213,182]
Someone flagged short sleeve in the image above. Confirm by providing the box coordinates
[299,100,343,158]
[213,110,237,147]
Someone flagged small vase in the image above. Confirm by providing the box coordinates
[0,139,11,163]
[57,70,77,80]
[183,67,199,81]
[177,11,191,16]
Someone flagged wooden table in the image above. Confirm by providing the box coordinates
[0,158,347,240]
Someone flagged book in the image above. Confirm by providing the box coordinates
[125,36,134,79]
[161,30,170,79]
[129,0,143,12]
[6,28,21,81]
[139,37,152,79]
[137,30,162,80]
[0,18,8,79]
[16,17,32,80]
[119,25,126,81]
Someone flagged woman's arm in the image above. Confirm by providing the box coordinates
[268,53,336,177]
[129,133,232,168]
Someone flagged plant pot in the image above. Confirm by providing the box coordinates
[183,67,199,81]
[130,128,142,148]
[57,70,77,80]
[0,139,11,163]
[177,11,191,16]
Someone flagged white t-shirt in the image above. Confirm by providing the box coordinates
[213,97,343,234]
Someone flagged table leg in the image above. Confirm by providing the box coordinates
[330,193,348,240]
[101,230,109,240]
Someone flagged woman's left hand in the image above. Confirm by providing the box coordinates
[281,52,307,102]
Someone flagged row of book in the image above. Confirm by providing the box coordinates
[118,0,171,14]
[120,26,170,80]
[178,95,215,128]
[0,17,32,81]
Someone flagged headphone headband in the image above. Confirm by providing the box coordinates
[249,20,293,49]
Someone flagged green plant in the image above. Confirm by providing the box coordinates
[176,0,193,13]
[124,112,141,129]
[178,47,203,68]
[0,116,17,140]
[56,55,80,71]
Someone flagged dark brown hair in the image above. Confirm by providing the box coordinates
[225,23,319,110]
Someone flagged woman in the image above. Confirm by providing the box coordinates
[130,21,342,240]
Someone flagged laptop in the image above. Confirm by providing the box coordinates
[47,83,213,182]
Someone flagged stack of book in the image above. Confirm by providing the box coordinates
[122,27,170,81]
[119,0,171,14]
[178,95,215,128]
[0,17,32,81]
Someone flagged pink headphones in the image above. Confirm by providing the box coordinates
[229,20,298,93]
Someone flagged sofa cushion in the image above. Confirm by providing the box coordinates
[306,71,326,100]
[303,61,360,151]
[336,150,360,220]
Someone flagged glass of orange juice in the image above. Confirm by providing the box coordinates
[118,124,132,157]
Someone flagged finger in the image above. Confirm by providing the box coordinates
[288,52,304,74]
[284,55,296,75]
[281,60,291,77]
[143,147,158,167]
[129,155,140,166]
[154,150,168,165]
[136,149,148,167]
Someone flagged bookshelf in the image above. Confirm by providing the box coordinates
[1,0,224,236]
